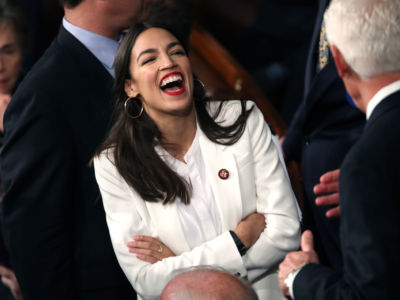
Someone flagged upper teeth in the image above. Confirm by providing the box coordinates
[160,74,182,87]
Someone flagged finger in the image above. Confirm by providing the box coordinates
[326,206,340,218]
[128,238,175,260]
[1,275,12,288]
[136,253,159,264]
[127,240,152,249]
[300,230,314,252]
[2,276,18,296]
[279,281,289,297]
[320,169,340,183]
[313,181,339,195]
[133,235,160,243]
[129,246,163,259]
[315,193,339,206]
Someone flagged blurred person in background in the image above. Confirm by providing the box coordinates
[282,0,365,269]
[0,0,28,299]
[279,0,400,298]
[0,0,144,299]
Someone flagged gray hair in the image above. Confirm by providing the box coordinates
[324,0,400,78]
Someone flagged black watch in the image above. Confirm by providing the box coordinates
[229,230,247,256]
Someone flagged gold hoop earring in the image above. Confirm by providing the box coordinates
[124,97,143,119]
[194,77,206,100]
[195,78,205,89]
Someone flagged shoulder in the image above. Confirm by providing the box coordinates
[93,148,129,188]
[94,148,116,172]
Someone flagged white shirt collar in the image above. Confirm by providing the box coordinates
[366,80,400,119]
[62,18,122,77]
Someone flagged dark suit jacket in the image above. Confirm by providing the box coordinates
[293,90,400,299]
[0,26,136,300]
[282,0,365,268]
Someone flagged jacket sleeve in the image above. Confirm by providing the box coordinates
[241,102,301,272]
[1,90,76,299]
[94,153,247,300]
[293,154,399,300]
[282,99,307,162]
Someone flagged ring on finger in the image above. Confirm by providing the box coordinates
[157,245,163,253]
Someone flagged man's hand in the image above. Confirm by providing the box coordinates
[278,231,319,297]
[0,265,23,300]
[314,169,340,218]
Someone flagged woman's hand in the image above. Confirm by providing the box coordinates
[234,212,266,249]
[127,235,176,264]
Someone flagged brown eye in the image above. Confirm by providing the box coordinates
[141,57,155,65]
[171,50,185,56]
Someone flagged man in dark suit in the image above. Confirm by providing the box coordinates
[0,0,144,299]
[282,0,365,268]
[278,0,400,298]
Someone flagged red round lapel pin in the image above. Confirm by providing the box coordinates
[218,169,229,180]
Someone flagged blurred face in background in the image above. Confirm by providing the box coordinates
[100,0,145,32]
[0,22,23,94]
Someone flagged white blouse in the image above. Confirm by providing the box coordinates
[155,128,222,249]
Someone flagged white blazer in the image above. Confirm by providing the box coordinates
[94,101,301,299]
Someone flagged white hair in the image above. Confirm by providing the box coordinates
[324,0,400,78]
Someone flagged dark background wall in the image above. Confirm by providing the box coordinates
[14,0,317,125]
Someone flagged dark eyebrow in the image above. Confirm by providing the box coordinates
[136,48,157,62]
[166,41,181,51]
[136,41,182,62]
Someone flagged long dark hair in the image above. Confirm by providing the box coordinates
[97,22,253,205]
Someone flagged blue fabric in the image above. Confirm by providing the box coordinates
[346,92,358,109]
[62,18,121,77]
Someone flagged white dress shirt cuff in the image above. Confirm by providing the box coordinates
[284,263,308,299]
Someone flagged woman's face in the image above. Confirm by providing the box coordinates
[124,27,194,122]
[0,23,23,94]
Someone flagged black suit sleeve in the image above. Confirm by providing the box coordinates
[1,90,77,299]
[293,156,399,299]
[282,99,307,162]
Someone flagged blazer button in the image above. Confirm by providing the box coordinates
[304,136,310,146]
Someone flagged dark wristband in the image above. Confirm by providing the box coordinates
[229,230,247,256]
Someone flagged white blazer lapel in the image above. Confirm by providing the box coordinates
[198,130,243,230]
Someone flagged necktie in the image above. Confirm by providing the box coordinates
[318,20,330,71]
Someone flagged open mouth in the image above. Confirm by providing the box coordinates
[160,72,185,96]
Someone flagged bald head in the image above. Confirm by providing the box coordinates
[161,269,258,300]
